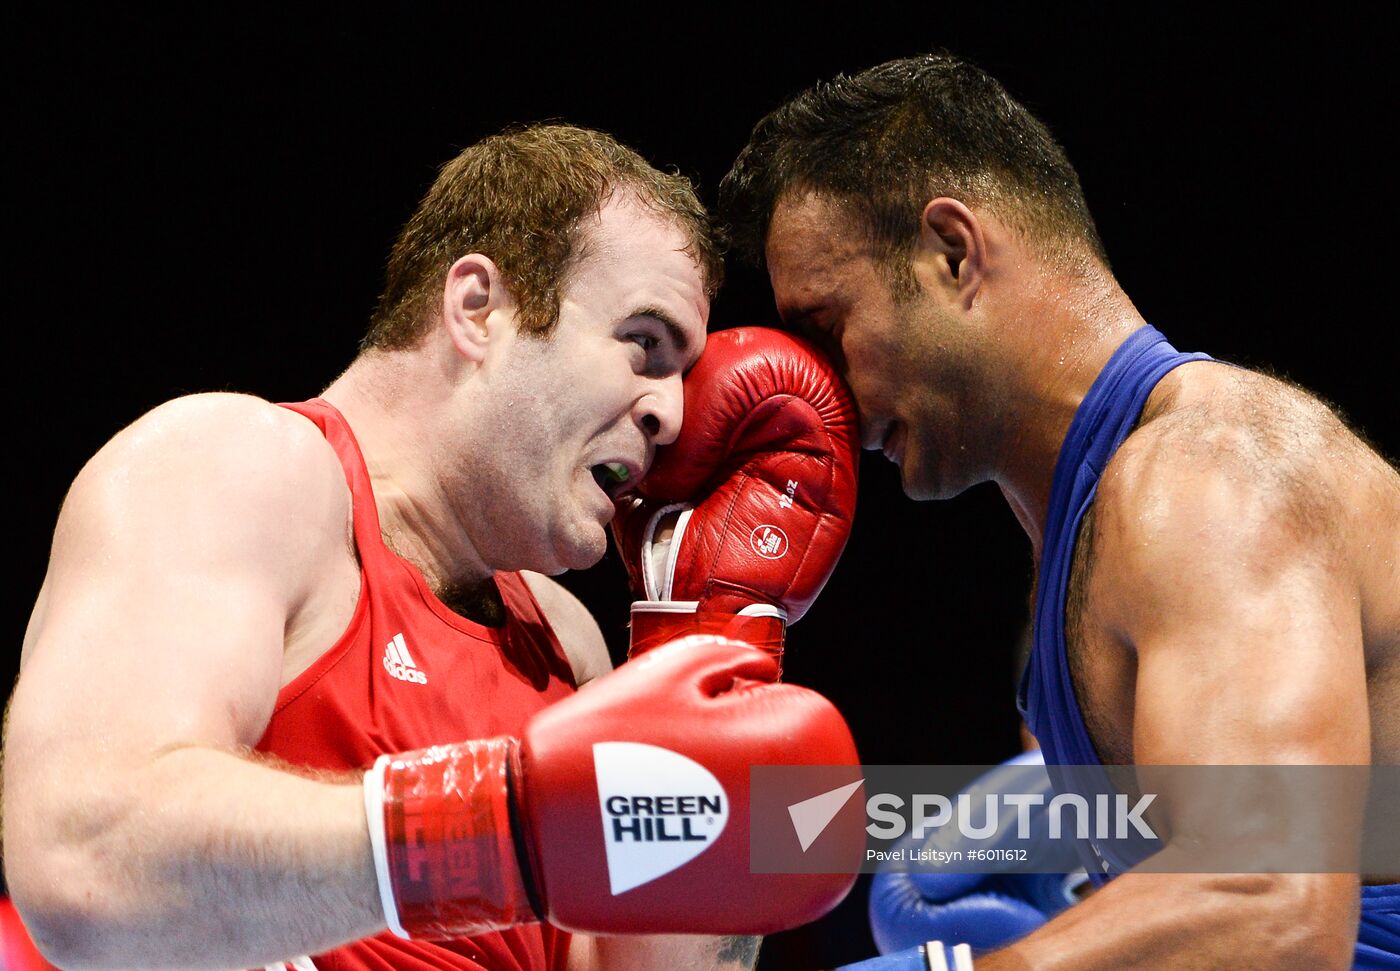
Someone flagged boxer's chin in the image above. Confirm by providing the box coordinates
[900,473,940,502]
[543,474,615,571]
[898,445,960,502]
[895,442,935,500]
[554,518,610,573]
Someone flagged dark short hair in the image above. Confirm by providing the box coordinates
[719,53,1108,282]
[363,123,723,351]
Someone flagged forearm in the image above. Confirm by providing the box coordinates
[570,932,761,971]
[976,871,1357,971]
[9,745,383,969]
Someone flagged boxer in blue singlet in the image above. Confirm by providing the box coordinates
[722,53,1400,969]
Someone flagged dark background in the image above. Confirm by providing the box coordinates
[7,6,1394,968]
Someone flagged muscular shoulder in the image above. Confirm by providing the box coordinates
[56,394,350,601]
[1112,365,1346,518]
[95,392,334,467]
[1087,365,1367,627]
[520,572,613,686]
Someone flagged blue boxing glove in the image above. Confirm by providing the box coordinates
[868,750,1089,955]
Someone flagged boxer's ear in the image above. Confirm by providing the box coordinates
[441,254,510,362]
[913,198,985,310]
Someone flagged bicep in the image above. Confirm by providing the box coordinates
[1128,541,1368,767]
[17,544,287,761]
[1116,559,1367,919]
[1094,431,1369,767]
[1080,444,1369,948]
[9,397,341,771]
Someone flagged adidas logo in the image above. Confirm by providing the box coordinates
[382,632,427,684]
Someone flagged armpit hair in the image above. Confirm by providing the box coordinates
[716,935,761,968]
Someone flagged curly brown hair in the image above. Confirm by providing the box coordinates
[363,123,723,351]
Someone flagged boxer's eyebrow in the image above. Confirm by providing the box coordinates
[629,306,694,361]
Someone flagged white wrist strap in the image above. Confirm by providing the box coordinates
[639,503,693,599]
[1062,866,1092,904]
[630,600,788,622]
[363,754,409,939]
[926,941,974,971]
[738,602,788,622]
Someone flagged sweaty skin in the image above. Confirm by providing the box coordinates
[3,195,765,971]
[765,190,1399,970]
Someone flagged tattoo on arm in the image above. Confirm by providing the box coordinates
[717,935,761,968]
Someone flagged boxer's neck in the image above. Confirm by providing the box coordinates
[986,275,1145,559]
[322,346,495,593]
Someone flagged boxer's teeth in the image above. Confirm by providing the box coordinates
[604,462,630,483]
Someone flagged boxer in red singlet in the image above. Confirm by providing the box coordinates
[2,124,862,970]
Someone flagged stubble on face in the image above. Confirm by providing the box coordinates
[462,195,708,576]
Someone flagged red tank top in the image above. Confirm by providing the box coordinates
[254,398,577,971]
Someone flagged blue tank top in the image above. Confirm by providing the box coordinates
[1015,325,1208,881]
[1016,324,1209,768]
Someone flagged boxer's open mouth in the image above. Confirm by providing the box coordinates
[881,423,904,463]
[591,462,632,499]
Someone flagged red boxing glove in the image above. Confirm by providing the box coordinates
[613,327,859,670]
[364,636,863,939]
